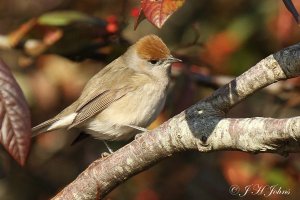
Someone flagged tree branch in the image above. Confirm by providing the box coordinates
[52,43,300,200]
[208,117,300,153]
[207,43,300,112]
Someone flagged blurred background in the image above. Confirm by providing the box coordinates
[0,0,300,199]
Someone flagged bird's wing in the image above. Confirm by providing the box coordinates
[69,87,133,128]
[75,58,133,109]
[68,60,138,128]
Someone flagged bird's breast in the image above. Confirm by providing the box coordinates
[102,81,167,125]
[84,80,169,140]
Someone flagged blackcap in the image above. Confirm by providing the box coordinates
[32,35,181,146]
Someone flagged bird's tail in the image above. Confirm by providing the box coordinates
[32,113,77,137]
[32,118,60,137]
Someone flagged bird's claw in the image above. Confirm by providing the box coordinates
[101,152,111,158]
[134,133,143,140]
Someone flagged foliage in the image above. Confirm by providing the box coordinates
[135,0,185,29]
[0,60,31,166]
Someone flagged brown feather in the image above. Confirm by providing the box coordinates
[69,87,133,129]
[136,35,170,60]
[32,118,60,136]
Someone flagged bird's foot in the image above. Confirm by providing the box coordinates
[101,152,111,158]
[134,128,151,140]
[134,133,144,140]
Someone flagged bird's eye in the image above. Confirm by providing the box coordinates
[149,60,158,65]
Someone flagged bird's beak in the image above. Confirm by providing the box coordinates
[167,55,182,63]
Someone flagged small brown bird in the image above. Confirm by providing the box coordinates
[32,35,181,151]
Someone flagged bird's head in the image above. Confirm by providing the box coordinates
[124,35,181,77]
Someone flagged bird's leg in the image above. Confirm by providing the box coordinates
[101,141,114,157]
[119,124,149,140]
[125,124,148,132]
[103,141,114,153]
[123,124,149,140]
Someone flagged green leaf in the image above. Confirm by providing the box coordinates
[264,169,291,188]
[38,11,93,26]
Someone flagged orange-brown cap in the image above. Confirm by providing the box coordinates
[135,35,171,60]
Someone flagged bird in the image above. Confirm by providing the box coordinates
[32,34,181,152]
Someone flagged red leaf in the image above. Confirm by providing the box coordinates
[0,59,31,166]
[134,8,147,30]
[137,0,185,29]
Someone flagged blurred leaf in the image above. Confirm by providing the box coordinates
[263,169,291,188]
[38,11,94,26]
[202,31,239,73]
[135,189,159,200]
[8,19,37,47]
[0,59,31,166]
[227,15,256,43]
[0,36,10,49]
[286,92,300,107]
[24,39,47,57]
[273,1,297,44]
[221,153,266,186]
[23,29,63,57]
[43,28,63,45]
[137,0,185,29]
